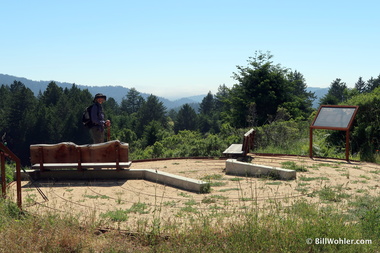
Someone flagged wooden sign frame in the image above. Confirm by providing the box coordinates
[309,105,359,161]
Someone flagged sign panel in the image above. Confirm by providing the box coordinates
[312,106,357,129]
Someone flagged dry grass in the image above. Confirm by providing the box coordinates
[2,156,380,252]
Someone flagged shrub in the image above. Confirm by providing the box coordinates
[345,87,380,162]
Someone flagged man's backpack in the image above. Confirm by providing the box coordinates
[82,104,94,128]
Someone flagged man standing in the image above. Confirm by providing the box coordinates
[89,93,111,144]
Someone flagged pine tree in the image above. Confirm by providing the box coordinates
[175,104,198,133]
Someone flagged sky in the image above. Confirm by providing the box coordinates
[1,0,379,99]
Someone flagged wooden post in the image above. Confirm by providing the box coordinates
[16,162,21,209]
[1,153,5,199]
[309,128,313,159]
[346,130,350,162]
[77,146,83,171]
[115,142,120,170]
[0,143,22,209]
[38,147,44,172]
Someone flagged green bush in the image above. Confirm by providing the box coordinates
[345,87,380,162]
[131,130,233,159]
[4,163,15,183]
[254,120,310,155]
[0,199,25,227]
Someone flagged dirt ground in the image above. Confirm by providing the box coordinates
[9,155,380,230]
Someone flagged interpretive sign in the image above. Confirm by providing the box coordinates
[311,106,358,130]
[310,105,359,161]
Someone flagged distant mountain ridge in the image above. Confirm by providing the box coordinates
[0,74,327,109]
[0,74,204,110]
[307,87,329,108]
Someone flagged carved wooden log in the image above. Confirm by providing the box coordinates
[30,140,130,171]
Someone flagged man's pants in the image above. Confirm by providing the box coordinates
[90,127,104,144]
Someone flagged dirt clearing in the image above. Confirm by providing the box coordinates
[10,155,380,230]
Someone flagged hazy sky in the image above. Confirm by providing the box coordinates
[1,0,379,99]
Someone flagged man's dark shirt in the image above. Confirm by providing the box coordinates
[90,102,105,131]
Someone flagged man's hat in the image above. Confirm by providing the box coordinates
[93,93,107,102]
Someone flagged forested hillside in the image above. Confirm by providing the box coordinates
[0,74,203,110]
[1,52,379,165]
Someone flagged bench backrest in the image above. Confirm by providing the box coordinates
[30,140,129,164]
[242,129,255,155]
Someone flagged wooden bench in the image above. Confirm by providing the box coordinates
[30,140,131,171]
[223,128,255,160]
